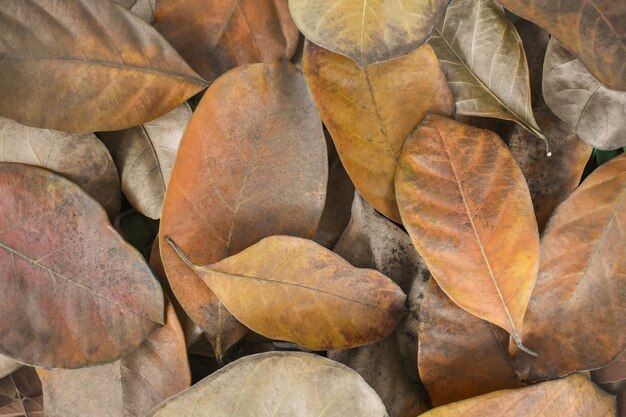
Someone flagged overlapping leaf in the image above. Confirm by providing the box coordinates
[147,352,388,416]
[0,163,163,368]
[0,368,43,417]
[511,154,626,381]
[543,38,626,150]
[303,42,454,221]
[421,374,615,417]
[395,114,539,352]
[166,235,406,350]
[497,0,626,90]
[159,61,327,359]
[114,0,156,22]
[0,357,19,381]
[0,117,121,220]
[419,279,522,406]
[0,0,206,132]
[39,301,190,417]
[99,104,192,219]
[155,0,300,81]
[593,350,626,385]
[430,0,544,139]
[289,0,449,67]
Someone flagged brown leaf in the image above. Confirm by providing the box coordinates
[0,163,163,368]
[418,279,523,406]
[507,22,592,231]
[166,235,406,350]
[303,42,454,221]
[0,117,121,220]
[114,0,156,22]
[0,368,44,417]
[147,352,387,416]
[496,0,626,91]
[289,0,449,67]
[159,61,327,359]
[154,0,300,82]
[39,300,190,417]
[420,374,615,417]
[98,104,192,220]
[0,357,19,381]
[542,38,626,151]
[511,153,626,381]
[312,132,355,249]
[593,350,626,385]
[0,0,206,132]
[429,0,544,140]
[395,114,539,352]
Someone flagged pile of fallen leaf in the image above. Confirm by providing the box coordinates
[0,0,624,416]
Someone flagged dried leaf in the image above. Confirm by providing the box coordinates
[159,61,327,359]
[0,163,163,368]
[542,38,626,151]
[0,0,206,132]
[0,357,19,381]
[147,352,388,416]
[0,368,44,417]
[395,114,539,352]
[114,0,156,23]
[418,279,523,406]
[420,374,615,417]
[289,0,449,67]
[154,0,300,81]
[511,153,626,381]
[166,235,406,350]
[430,0,544,140]
[303,42,454,221]
[593,350,626,385]
[497,0,626,91]
[39,301,190,417]
[98,104,191,219]
[0,117,121,220]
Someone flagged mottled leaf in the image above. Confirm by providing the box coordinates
[99,104,191,219]
[155,0,299,81]
[0,0,206,132]
[395,114,539,352]
[147,352,387,416]
[430,0,544,140]
[0,163,163,368]
[511,153,626,381]
[159,61,327,359]
[303,42,454,221]
[419,279,522,406]
[543,38,626,150]
[0,117,121,220]
[497,0,626,90]
[39,301,190,417]
[289,0,449,67]
[421,374,615,417]
[166,235,406,350]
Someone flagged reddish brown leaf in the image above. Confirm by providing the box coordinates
[154,0,300,81]
[159,61,327,359]
[0,0,206,132]
[593,350,626,385]
[419,279,523,406]
[395,114,539,352]
[511,154,626,381]
[0,163,163,368]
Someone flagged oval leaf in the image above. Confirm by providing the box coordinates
[421,374,615,417]
[395,114,539,352]
[0,163,163,368]
[98,104,192,219]
[159,61,327,359]
[0,117,121,220]
[39,300,190,417]
[166,235,406,350]
[147,352,387,416]
[497,0,626,91]
[303,42,454,221]
[154,0,300,81]
[430,0,544,140]
[543,38,626,151]
[289,0,449,67]
[511,153,626,381]
[418,279,522,406]
[0,0,206,132]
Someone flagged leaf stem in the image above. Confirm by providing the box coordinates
[164,236,197,268]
